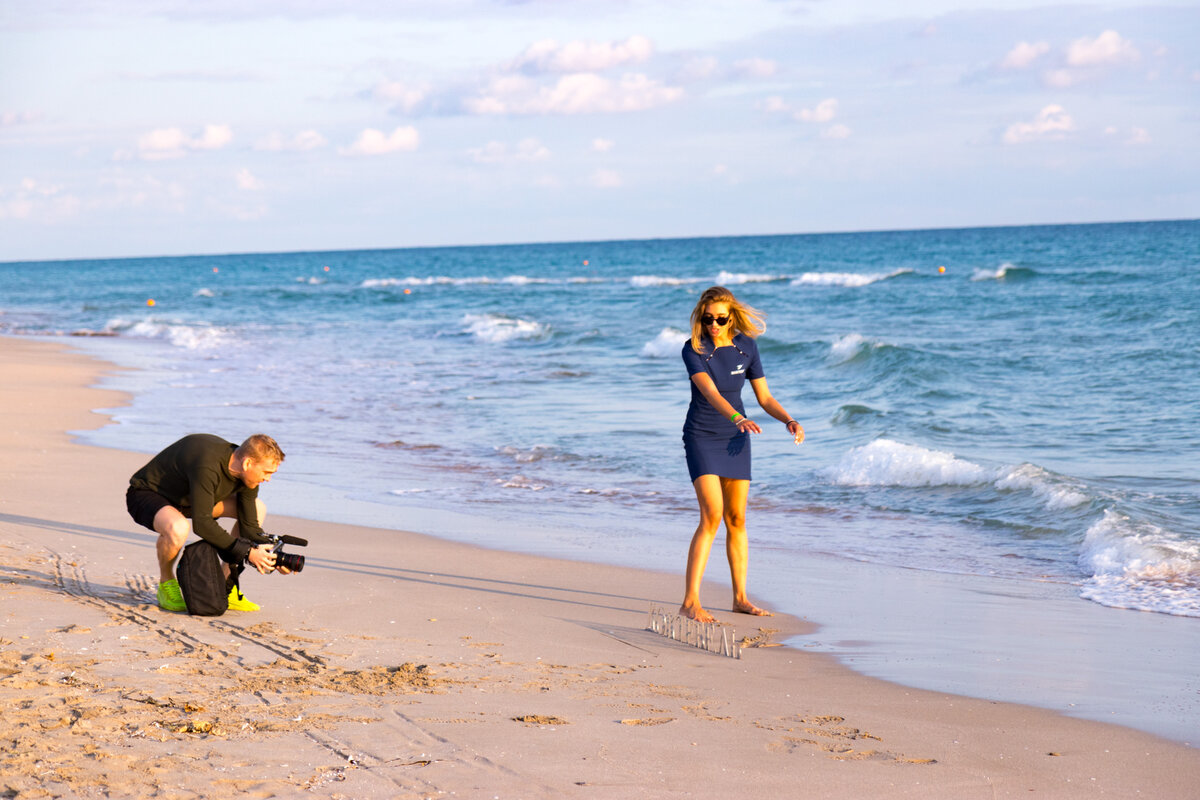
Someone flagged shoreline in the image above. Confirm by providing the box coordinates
[2,334,1198,798]
[60,332,1200,743]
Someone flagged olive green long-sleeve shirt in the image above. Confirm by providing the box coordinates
[129,434,268,556]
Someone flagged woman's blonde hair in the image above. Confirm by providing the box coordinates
[689,285,766,354]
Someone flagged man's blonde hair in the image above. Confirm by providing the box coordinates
[236,434,285,465]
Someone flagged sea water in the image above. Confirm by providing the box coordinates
[3,220,1198,739]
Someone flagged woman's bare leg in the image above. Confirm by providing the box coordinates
[680,474,724,623]
[721,477,771,616]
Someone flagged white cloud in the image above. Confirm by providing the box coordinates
[1043,69,1078,88]
[1067,30,1139,67]
[224,202,268,221]
[137,128,189,160]
[1127,127,1151,145]
[256,130,327,152]
[515,35,653,74]
[678,56,720,82]
[465,72,682,116]
[761,96,789,114]
[192,124,233,150]
[373,80,428,112]
[0,178,79,221]
[339,126,420,156]
[235,168,263,190]
[136,124,233,160]
[590,169,623,188]
[468,138,551,164]
[591,138,615,153]
[764,97,846,138]
[797,98,838,123]
[1001,41,1050,70]
[1,110,43,127]
[733,58,777,79]
[1003,104,1075,144]
[97,173,186,214]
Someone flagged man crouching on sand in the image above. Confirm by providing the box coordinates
[126,433,289,612]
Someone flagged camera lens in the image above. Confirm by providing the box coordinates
[276,551,305,573]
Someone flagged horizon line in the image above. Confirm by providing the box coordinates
[3,215,1196,266]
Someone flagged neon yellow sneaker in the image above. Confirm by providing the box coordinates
[227,586,260,612]
[156,579,187,612]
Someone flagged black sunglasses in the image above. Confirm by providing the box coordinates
[701,314,731,326]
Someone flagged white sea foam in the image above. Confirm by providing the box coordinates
[792,268,912,288]
[497,444,561,463]
[497,474,545,490]
[832,440,1093,514]
[362,276,493,288]
[501,275,551,285]
[364,274,561,287]
[296,276,325,285]
[715,270,782,285]
[971,263,1017,281]
[105,317,228,350]
[462,313,546,343]
[830,439,992,487]
[194,287,215,298]
[995,464,1089,510]
[641,327,689,358]
[829,333,878,363]
[1078,509,1200,617]
[630,275,702,287]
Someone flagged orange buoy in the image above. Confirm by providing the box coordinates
[147,298,156,307]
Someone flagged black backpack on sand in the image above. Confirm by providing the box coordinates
[176,539,244,616]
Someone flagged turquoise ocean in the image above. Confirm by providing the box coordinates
[3,220,1198,741]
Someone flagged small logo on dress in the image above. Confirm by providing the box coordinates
[731,363,745,375]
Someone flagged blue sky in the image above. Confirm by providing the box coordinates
[1,1,1197,260]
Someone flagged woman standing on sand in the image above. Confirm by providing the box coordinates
[679,286,804,623]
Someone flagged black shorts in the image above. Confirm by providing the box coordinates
[126,488,190,532]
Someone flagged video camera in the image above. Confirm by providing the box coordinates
[264,533,308,573]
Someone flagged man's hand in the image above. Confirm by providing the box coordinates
[247,543,277,575]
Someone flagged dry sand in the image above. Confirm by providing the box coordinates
[1,335,1197,799]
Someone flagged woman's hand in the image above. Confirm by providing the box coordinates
[247,543,277,575]
[786,419,805,445]
[735,417,762,434]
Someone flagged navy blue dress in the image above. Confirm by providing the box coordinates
[681,333,764,482]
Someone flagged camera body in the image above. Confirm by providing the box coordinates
[263,533,307,573]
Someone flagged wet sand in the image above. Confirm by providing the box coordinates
[1,335,1197,799]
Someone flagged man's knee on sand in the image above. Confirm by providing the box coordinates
[153,506,191,551]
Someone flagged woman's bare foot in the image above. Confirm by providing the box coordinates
[679,603,717,623]
[733,600,773,617]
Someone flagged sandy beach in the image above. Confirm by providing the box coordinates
[1,334,1197,799]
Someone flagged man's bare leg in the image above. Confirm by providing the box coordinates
[154,496,267,582]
